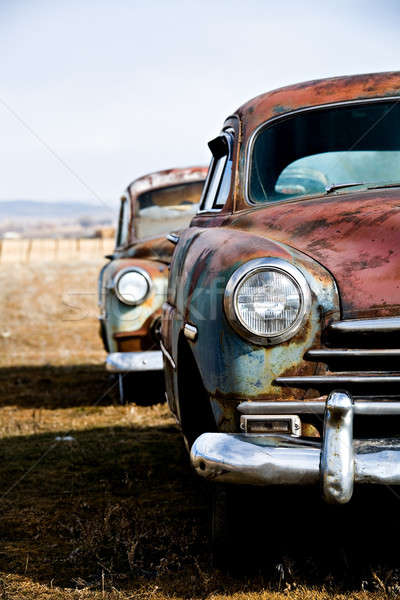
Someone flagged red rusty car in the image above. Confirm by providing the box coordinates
[98,166,207,403]
[161,72,400,555]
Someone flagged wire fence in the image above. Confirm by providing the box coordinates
[0,238,115,263]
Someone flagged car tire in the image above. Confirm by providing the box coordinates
[210,485,285,572]
[211,484,243,570]
[118,372,164,406]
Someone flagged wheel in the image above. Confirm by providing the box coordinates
[118,372,165,405]
[210,485,290,572]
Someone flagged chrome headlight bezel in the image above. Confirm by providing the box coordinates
[224,258,311,345]
[114,266,152,306]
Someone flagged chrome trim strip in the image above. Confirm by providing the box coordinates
[276,375,400,386]
[329,317,400,334]
[244,96,400,207]
[238,400,325,414]
[307,348,400,359]
[106,351,163,373]
[166,233,180,245]
[183,323,198,341]
[321,391,354,504]
[159,340,176,370]
[224,257,311,346]
[238,400,400,415]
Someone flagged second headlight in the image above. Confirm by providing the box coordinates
[114,267,151,306]
[224,258,311,345]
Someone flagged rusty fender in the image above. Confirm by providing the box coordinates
[168,226,340,430]
[101,257,168,353]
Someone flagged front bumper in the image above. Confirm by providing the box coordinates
[106,350,163,373]
[190,391,400,504]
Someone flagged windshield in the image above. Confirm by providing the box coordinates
[249,100,400,203]
[135,180,204,239]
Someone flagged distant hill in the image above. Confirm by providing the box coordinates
[0,200,116,238]
[0,200,114,220]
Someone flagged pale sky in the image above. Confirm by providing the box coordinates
[1,0,399,207]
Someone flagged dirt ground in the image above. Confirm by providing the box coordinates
[0,262,397,599]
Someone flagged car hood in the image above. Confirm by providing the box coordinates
[228,188,400,319]
[125,234,175,264]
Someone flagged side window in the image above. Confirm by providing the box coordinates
[115,195,130,248]
[199,130,233,212]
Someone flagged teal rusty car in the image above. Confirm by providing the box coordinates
[98,166,207,404]
[161,72,400,561]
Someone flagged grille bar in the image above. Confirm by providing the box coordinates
[329,317,400,334]
[276,374,400,388]
[238,400,400,415]
[306,348,400,360]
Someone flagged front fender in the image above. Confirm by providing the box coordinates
[101,257,168,352]
[170,227,340,426]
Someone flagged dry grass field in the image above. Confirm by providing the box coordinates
[0,261,398,599]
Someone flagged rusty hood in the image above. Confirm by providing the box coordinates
[228,188,400,319]
[125,234,174,264]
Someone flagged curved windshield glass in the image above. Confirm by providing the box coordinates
[249,100,400,204]
[135,180,204,239]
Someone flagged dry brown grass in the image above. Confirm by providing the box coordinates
[0,262,106,366]
[0,262,396,599]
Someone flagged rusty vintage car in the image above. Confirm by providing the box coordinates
[98,166,207,403]
[161,72,400,553]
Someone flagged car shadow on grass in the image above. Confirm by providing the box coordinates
[0,421,400,595]
[0,367,400,595]
[0,364,165,409]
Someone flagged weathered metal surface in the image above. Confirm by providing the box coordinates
[100,257,168,353]
[162,72,400,448]
[235,72,400,160]
[225,189,400,319]
[227,72,400,320]
[166,225,339,422]
[125,235,177,264]
[99,166,207,357]
[126,166,208,246]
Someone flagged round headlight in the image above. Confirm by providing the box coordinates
[115,268,151,305]
[224,258,311,345]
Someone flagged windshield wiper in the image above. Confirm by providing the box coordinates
[325,182,365,194]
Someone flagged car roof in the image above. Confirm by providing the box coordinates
[233,71,400,135]
[127,166,208,199]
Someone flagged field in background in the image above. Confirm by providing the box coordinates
[0,238,114,263]
[0,262,396,599]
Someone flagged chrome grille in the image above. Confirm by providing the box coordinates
[275,317,400,395]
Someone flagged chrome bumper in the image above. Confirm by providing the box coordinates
[106,351,163,373]
[190,391,400,504]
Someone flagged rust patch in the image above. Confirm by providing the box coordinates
[223,188,400,319]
